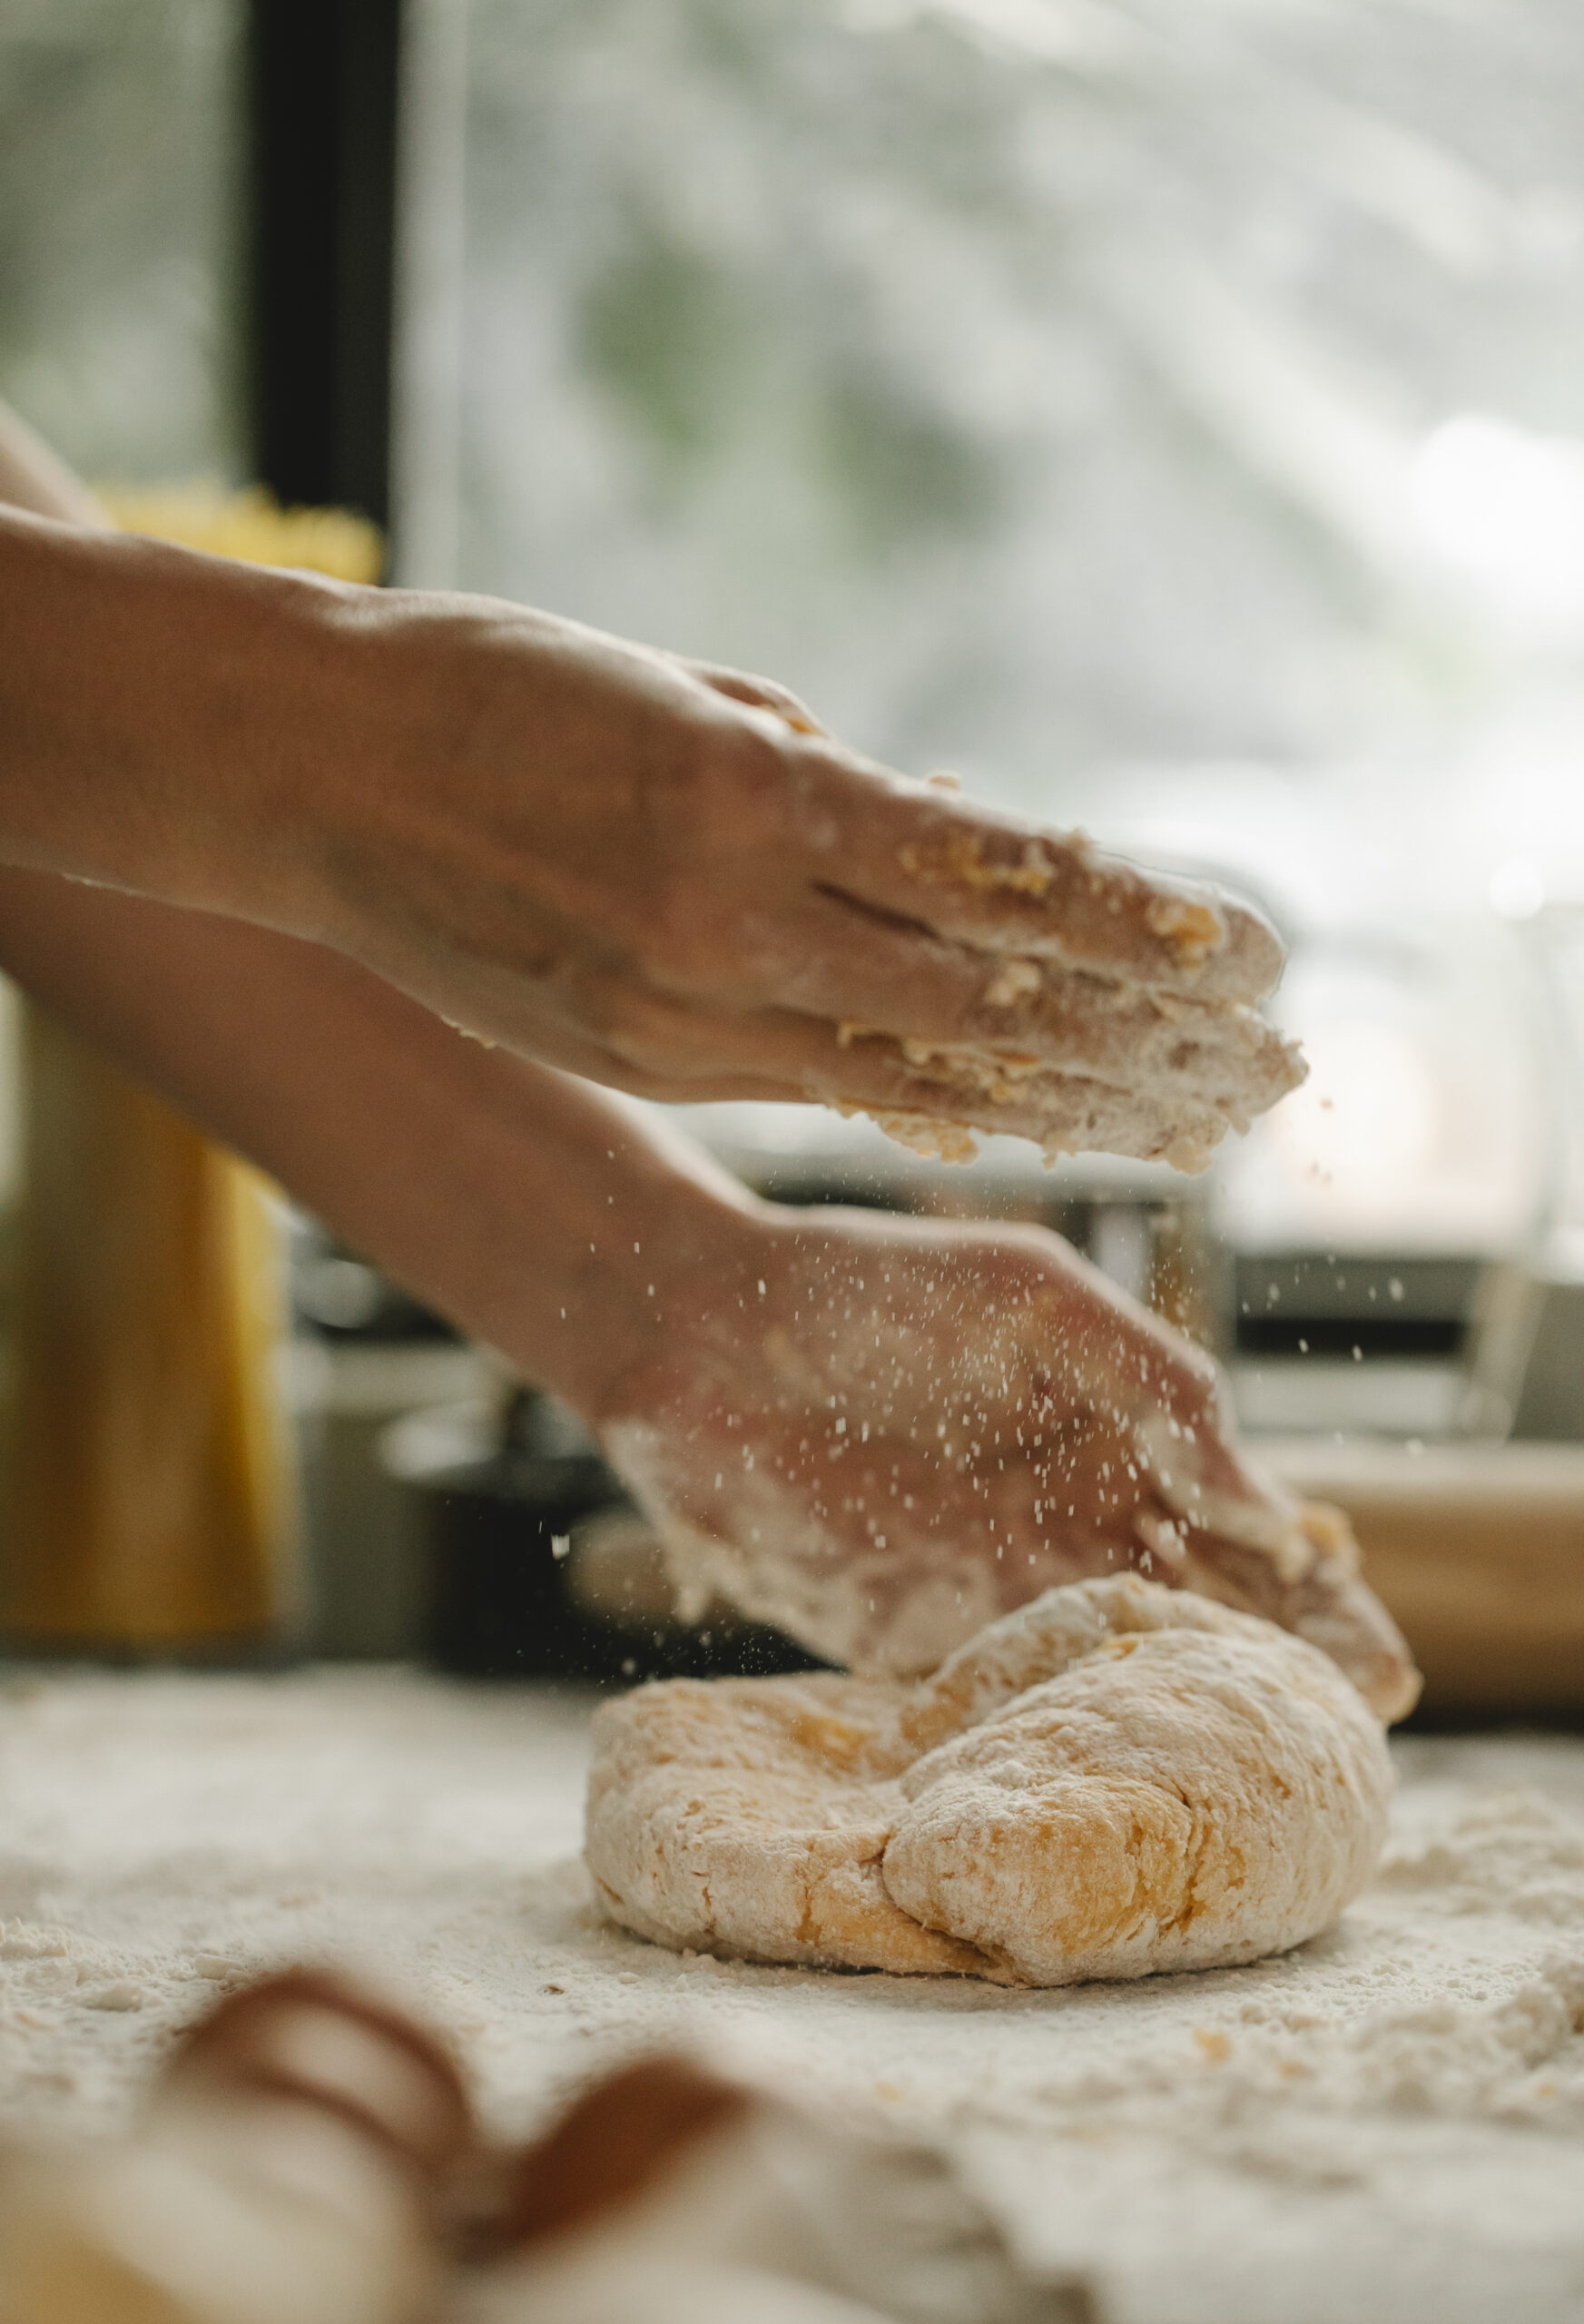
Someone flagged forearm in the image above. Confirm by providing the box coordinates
[0,864,758,1418]
[0,401,760,1415]
[0,505,358,931]
[0,396,344,926]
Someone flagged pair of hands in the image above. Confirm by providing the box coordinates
[299,595,1400,1714]
[1,484,1414,1712]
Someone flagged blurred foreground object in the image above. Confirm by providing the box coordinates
[462,2053,1087,2324]
[0,487,378,1655]
[0,1971,1087,2324]
[0,1967,473,2324]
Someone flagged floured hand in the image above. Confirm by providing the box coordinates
[276,600,1298,1167]
[2,479,1299,1167]
[595,1204,1420,1719]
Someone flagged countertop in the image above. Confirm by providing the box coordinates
[3,1668,1583,2324]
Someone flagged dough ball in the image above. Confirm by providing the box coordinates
[584,1576,1393,1987]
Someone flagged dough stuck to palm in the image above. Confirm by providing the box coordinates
[838,983,1304,1175]
[585,1576,1393,1986]
[837,829,1305,1170]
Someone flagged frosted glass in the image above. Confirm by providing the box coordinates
[457,0,1584,846]
[0,0,245,487]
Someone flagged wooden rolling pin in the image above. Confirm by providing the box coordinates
[1264,1435,1584,1718]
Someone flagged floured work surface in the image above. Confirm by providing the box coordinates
[2,1669,1582,2324]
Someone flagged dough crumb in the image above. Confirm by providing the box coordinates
[1146,892,1227,966]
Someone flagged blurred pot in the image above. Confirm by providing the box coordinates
[381,1390,822,1684]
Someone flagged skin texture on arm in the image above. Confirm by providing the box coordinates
[0,400,1416,1715]
[0,863,740,1424]
[0,399,1295,1166]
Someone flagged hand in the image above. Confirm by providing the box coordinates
[2,505,1301,1164]
[595,1204,1421,1720]
[290,595,1298,1164]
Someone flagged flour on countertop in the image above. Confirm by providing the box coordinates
[2,1675,1581,2324]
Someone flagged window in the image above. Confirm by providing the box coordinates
[0,0,245,483]
[453,0,1584,835]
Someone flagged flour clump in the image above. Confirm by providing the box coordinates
[585,1575,1394,1986]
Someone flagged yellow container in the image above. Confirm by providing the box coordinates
[0,1013,297,1650]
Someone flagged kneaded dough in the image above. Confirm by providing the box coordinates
[585,1577,1392,1986]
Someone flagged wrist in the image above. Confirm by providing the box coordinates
[546,1168,772,1428]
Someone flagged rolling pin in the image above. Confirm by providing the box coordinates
[0,1967,476,2324]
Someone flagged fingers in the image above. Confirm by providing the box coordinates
[790,759,1284,1004]
[964,1252,1422,1716]
[802,1044,1261,1173]
[1178,1522,1422,1723]
[569,981,1294,1169]
[417,919,1298,1167]
[754,889,1304,1114]
[1057,1288,1323,1568]
[655,659,1282,1006]
[1285,1507,1423,1721]
[710,881,1302,1160]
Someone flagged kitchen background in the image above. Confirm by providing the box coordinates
[4,0,1584,1710]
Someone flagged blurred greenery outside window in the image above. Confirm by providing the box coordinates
[457,0,1584,896]
[4,1,1584,1261]
[0,0,245,484]
[5,0,1584,868]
